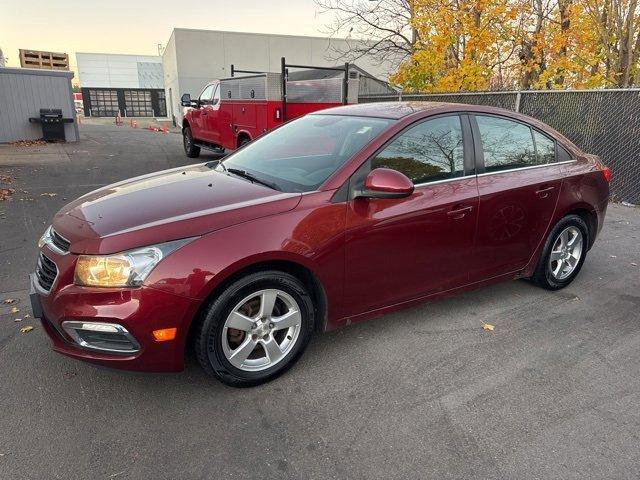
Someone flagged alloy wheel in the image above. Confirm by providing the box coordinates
[548,226,583,280]
[221,289,302,372]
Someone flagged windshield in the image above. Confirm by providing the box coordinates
[216,114,393,192]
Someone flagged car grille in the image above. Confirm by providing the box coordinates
[50,228,70,253]
[36,252,58,292]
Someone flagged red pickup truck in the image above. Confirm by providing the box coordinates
[180,59,358,157]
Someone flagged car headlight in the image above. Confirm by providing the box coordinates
[74,238,194,288]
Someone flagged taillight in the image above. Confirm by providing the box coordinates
[602,166,612,182]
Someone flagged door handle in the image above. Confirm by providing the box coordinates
[447,205,473,219]
[535,186,555,198]
[202,112,208,116]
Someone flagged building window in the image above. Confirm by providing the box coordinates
[89,89,119,117]
[124,90,154,117]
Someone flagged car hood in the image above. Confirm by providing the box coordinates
[53,163,301,254]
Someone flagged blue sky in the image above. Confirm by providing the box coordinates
[0,0,331,69]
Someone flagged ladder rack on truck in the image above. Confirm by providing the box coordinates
[180,57,360,157]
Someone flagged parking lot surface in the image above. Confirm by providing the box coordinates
[1,124,639,480]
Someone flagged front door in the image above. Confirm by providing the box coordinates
[191,83,215,140]
[201,83,221,145]
[343,114,479,317]
[469,114,563,281]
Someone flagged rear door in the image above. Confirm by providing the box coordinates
[469,114,563,281]
[343,114,479,316]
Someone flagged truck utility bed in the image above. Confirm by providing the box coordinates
[181,58,359,155]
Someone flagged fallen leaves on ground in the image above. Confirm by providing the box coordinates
[0,175,12,183]
[0,188,15,201]
[20,326,34,333]
[10,307,19,314]
[482,322,495,331]
[2,298,16,305]
[11,140,47,147]
[40,193,57,197]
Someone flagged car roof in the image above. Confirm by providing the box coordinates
[314,101,456,119]
[311,101,581,155]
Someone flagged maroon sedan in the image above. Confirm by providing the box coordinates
[31,102,610,386]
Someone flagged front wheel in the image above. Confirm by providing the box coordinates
[183,126,201,158]
[194,271,315,387]
[532,214,589,290]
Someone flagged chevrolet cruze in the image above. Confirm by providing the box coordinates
[31,102,610,386]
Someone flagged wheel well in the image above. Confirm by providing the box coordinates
[565,208,597,248]
[185,260,328,350]
[237,132,250,148]
[182,119,189,130]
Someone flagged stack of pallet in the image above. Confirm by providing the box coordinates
[19,49,69,70]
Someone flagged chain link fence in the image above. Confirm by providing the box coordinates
[359,90,640,204]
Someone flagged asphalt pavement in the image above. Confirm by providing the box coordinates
[1,124,639,480]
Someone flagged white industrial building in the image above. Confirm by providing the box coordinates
[74,29,397,121]
[76,53,166,117]
[161,28,397,124]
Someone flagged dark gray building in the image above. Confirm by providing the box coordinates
[0,67,79,143]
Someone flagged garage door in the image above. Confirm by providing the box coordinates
[88,89,119,117]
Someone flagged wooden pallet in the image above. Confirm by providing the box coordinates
[19,49,69,70]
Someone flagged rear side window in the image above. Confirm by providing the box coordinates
[212,84,220,105]
[557,144,573,162]
[533,130,556,164]
[371,115,464,184]
[475,115,537,172]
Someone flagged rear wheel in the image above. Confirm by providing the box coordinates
[532,215,589,290]
[183,126,201,158]
[194,271,315,387]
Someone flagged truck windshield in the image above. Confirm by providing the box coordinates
[217,114,393,192]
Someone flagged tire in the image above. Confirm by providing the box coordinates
[532,214,590,290]
[183,126,201,158]
[238,136,250,148]
[194,271,315,387]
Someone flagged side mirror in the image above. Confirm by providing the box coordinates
[358,168,414,199]
[181,93,192,106]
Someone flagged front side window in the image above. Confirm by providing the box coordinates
[219,115,392,192]
[476,115,537,172]
[199,84,214,105]
[371,115,465,184]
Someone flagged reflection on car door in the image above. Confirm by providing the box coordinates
[470,114,563,281]
[344,114,479,317]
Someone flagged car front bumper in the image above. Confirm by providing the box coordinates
[30,268,199,373]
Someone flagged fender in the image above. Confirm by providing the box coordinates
[144,190,347,323]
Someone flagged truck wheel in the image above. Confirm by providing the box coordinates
[531,214,589,290]
[238,136,250,148]
[194,271,315,387]
[183,126,201,158]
